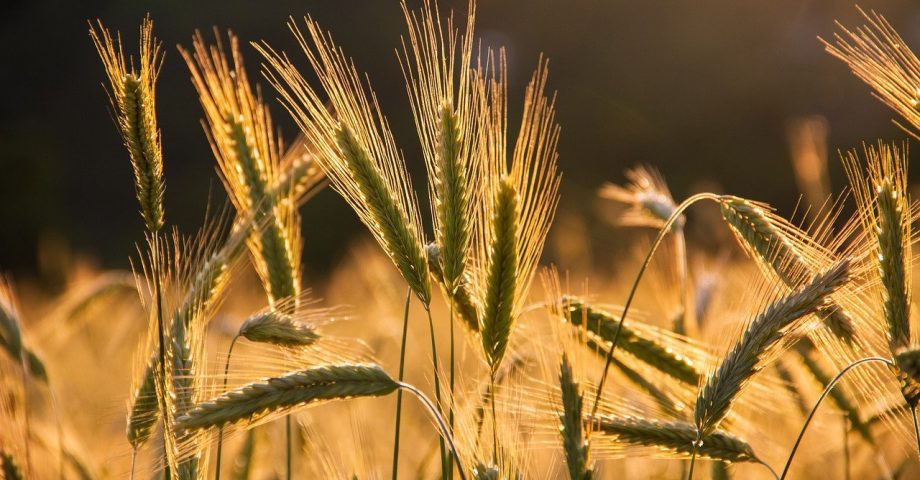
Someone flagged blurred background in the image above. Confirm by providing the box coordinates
[1,0,918,290]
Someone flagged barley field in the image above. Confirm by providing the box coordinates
[5,1,920,479]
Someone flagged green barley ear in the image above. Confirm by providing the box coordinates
[180,31,301,311]
[559,354,592,480]
[333,125,431,304]
[844,142,911,352]
[238,311,319,347]
[400,0,479,294]
[474,57,561,371]
[89,17,165,233]
[561,298,701,385]
[695,259,850,437]
[0,280,48,384]
[177,364,398,432]
[0,451,23,480]
[126,354,158,448]
[719,196,856,343]
[257,18,430,305]
[824,8,920,137]
[591,415,758,464]
[480,178,519,370]
[427,243,481,332]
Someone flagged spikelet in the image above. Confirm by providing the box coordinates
[719,196,856,343]
[599,165,683,230]
[824,8,920,137]
[257,18,430,305]
[181,31,301,311]
[558,353,592,480]
[89,17,165,233]
[400,0,480,295]
[176,364,398,432]
[591,415,758,464]
[474,56,561,372]
[695,260,850,438]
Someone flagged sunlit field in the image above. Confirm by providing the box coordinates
[5,1,920,479]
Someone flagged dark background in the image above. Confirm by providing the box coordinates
[0,0,916,286]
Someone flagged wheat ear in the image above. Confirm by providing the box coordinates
[480,178,520,370]
[695,259,850,438]
[89,18,165,233]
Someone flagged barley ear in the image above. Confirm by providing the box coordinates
[180,31,301,310]
[177,364,399,432]
[559,353,592,480]
[480,178,519,371]
[89,17,165,232]
[843,142,911,351]
[719,196,856,343]
[591,415,758,464]
[825,9,920,137]
[238,311,319,347]
[695,259,850,437]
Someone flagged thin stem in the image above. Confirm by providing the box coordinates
[425,305,447,478]
[591,193,721,418]
[780,356,893,479]
[286,416,292,480]
[215,335,238,480]
[398,382,467,480]
[755,458,780,480]
[843,414,850,480]
[687,445,698,480]
[152,232,172,479]
[391,288,412,480]
[911,407,920,457]
[130,449,137,480]
[448,300,455,480]
[490,372,498,466]
[673,226,694,336]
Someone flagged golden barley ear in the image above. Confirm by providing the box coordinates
[257,18,430,305]
[695,259,850,438]
[824,8,920,138]
[843,142,911,352]
[89,17,165,233]
[180,30,302,311]
[475,57,561,371]
[558,353,592,480]
[400,0,480,296]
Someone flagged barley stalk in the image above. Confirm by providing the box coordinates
[695,259,850,437]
